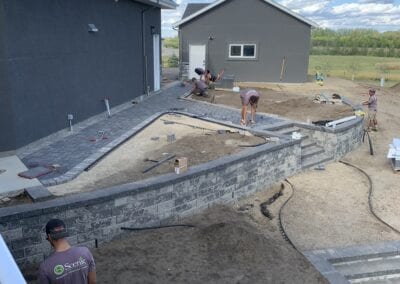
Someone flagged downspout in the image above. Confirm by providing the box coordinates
[141,1,160,96]
[141,7,150,95]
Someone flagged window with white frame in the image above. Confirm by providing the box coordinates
[229,44,256,59]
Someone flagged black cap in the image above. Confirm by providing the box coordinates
[45,219,69,240]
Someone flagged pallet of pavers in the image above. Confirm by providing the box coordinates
[391,159,400,172]
[18,166,54,179]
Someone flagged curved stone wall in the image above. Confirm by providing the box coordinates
[0,116,364,268]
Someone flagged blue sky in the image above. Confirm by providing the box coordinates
[161,0,400,37]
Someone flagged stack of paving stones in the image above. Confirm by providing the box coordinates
[304,241,400,283]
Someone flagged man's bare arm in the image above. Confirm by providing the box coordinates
[88,271,96,284]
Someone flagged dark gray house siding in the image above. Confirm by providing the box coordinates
[177,0,313,83]
[0,1,15,153]
[0,0,164,153]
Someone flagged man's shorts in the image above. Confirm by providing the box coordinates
[194,88,208,96]
[240,95,246,106]
[368,109,377,121]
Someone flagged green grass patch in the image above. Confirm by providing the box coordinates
[162,55,179,68]
[309,55,400,86]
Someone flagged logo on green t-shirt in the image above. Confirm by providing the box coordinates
[54,264,64,275]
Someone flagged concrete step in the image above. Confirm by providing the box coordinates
[301,145,324,159]
[276,126,301,135]
[301,152,334,169]
[263,121,294,131]
[332,254,400,283]
[301,139,317,149]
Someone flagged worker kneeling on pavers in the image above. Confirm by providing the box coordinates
[190,77,208,97]
[39,219,96,284]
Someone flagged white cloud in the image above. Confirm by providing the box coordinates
[296,2,329,14]
[280,0,330,11]
[332,3,400,15]
[358,0,394,3]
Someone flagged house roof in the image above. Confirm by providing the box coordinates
[182,3,210,19]
[173,0,318,28]
[134,0,178,9]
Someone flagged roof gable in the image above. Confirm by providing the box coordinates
[173,0,317,28]
[182,3,210,19]
[134,0,177,9]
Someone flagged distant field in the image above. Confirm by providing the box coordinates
[308,55,400,86]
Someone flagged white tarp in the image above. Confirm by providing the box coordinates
[387,138,400,160]
[0,234,26,284]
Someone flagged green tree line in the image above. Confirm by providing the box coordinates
[311,28,400,57]
[163,37,179,49]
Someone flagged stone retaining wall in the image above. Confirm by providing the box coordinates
[0,138,301,268]
[296,117,364,160]
[0,116,364,269]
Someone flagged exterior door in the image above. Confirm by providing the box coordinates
[153,34,160,92]
[189,44,206,79]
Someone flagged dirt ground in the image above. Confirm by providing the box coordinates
[93,186,327,284]
[88,77,400,283]
[190,82,355,122]
[21,77,400,283]
[257,77,400,251]
[49,114,266,196]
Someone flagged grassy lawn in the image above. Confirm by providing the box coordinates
[309,55,400,86]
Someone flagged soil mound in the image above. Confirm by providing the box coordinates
[92,206,327,284]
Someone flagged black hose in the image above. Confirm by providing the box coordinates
[278,179,299,251]
[121,224,195,231]
[339,160,400,235]
[362,129,374,155]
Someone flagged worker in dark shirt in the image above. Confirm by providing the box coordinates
[205,69,224,88]
[39,219,96,284]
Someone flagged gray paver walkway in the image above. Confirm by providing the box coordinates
[304,241,400,284]
[20,83,285,183]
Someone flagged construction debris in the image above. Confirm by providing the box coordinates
[167,133,176,143]
[174,157,188,174]
[18,166,55,179]
[314,93,343,105]
[312,120,333,126]
[291,132,302,140]
[142,154,176,174]
[314,165,326,171]
[89,131,108,142]
[238,203,254,212]
[325,116,357,128]
[387,138,400,171]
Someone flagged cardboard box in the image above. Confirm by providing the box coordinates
[174,157,188,174]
